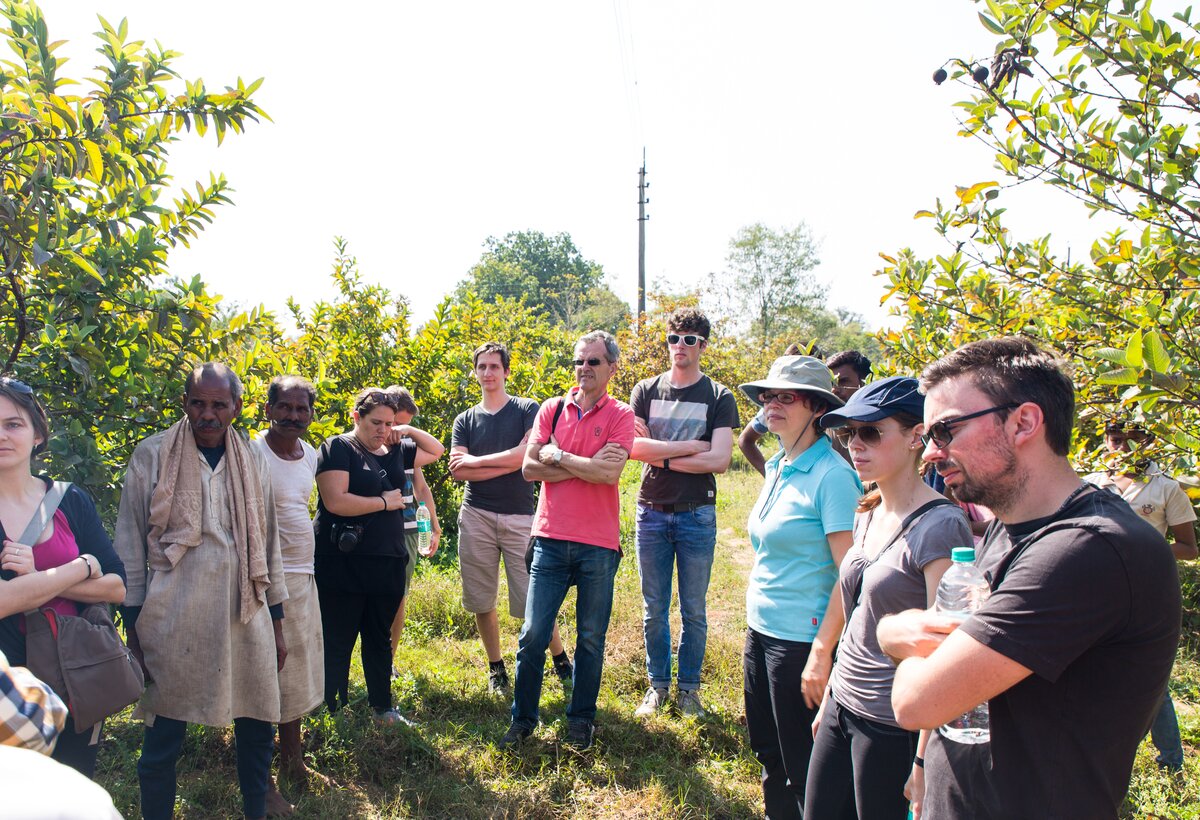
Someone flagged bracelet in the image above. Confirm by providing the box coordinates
[663,458,671,471]
[381,496,389,512]
[914,755,925,769]
[79,555,95,580]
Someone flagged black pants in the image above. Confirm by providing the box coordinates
[804,697,918,820]
[318,586,402,712]
[744,628,817,820]
[51,714,99,778]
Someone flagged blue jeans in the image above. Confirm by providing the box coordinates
[1150,686,1184,770]
[635,503,717,690]
[511,537,621,728]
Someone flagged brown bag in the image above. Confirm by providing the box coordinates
[20,482,145,732]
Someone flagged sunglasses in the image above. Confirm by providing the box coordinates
[833,425,884,447]
[920,403,1018,449]
[0,376,33,395]
[666,333,705,347]
[759,391,801,406]
[572,357,606,367]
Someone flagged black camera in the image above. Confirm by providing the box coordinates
[332,522,365,553]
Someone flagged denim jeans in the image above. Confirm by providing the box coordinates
[138,715,273,819]
[511,537,621,728]
[635,503,717,690]
[1150,686,1184,770]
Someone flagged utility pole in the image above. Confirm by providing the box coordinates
[637,149,648,326]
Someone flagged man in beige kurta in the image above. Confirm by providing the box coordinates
[116,363,287,820]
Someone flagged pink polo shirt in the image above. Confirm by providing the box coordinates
[530,388,635,551]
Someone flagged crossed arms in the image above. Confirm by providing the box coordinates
[523,440,628,485]
[629,418,734,474]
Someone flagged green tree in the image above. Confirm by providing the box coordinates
[454,230,627,330]
[0,1,267,512]
[880,0,1200,474]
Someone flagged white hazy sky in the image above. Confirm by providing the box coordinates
[36,1,1110,332]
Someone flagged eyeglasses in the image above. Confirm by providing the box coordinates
[759,391,801,406]
[920,403,1018,449]
[666,333,705,347]
[833,425,884,448]
[0,376,33,395]
[572,357,605,367]
[355,391,391,411]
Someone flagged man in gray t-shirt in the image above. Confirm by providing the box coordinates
[449,343,571,694]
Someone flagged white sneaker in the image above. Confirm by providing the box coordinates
[677,688,705,718]
[635,686,669,718]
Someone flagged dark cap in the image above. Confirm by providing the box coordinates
[819,375,923,429]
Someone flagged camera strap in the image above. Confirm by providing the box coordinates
[343,434,395,492]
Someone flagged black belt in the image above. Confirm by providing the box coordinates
[643,502,705,513]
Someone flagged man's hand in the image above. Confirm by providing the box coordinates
[0,540,36,576]
[273,619,288,672]
[595,442,627,463]
[876,608,962,663]
[448,451,477,471]
[634,418,651,438]
[538,444,562,465]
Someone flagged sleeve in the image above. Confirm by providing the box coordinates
[750,407,769,435]
[713,386,740,431]
[529,399,557,446]
[960,527,1130,681]
[401,440,418,473]
[315,436,352,476]
[907,506,970,570]
[608,404,637,452]
[0,654,66,754]
[522,399,538,434]
[630,380,648,421]
[816,464,862,535]
[63,486,126,584]
[1163,480,1198,527]
[451,411,470,451]
[113,446,153,608]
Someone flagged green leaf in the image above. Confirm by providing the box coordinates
[957,181,1000,204]
[1124,330,1143,367]
[978,12,1006,34]
[1141,330,1169,372]
[1097,367,1140,385]
[1091,347,1129,365]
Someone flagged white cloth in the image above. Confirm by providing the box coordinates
[252,436,318,575]
[0,746,122,819]
[1085,464,1197,536]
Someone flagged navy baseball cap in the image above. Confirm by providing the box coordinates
[819,375,924,429]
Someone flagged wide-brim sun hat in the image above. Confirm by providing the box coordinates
[819,375,923,429]
[739,356,844,408]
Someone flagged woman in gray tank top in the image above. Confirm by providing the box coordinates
[804,377,971,820]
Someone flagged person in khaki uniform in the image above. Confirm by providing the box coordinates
[116,363,287,820]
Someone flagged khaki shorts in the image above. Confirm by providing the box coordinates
[403,531,418,595]
[458,505,534,617]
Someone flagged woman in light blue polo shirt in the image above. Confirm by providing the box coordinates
[740,356,861,820]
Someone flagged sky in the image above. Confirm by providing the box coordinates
[35,1,1112,333]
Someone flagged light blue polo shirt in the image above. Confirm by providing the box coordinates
[746,436,861,642]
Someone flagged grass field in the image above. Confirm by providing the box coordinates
[94,458,1200,818]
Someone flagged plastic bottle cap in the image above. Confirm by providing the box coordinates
[418,501,426,507]
[951,547,976,563]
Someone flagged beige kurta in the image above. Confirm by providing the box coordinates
[115,429,287,727]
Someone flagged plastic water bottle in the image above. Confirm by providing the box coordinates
[416,502,433,556]
[936,546,991,744]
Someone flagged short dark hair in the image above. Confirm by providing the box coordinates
[266,375,316,408]
[0,377,50,457]
[920,337,1075,456]
[827,350,871,380]
[384,385,418,416]
[667,307,710,341]
[185,362,243,400]
[473,342,511,371]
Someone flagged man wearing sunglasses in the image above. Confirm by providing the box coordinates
[627,308,738,719]
[876,338,1180,820]
[501,330,635,752]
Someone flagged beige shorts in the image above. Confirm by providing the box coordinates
[458,504,534,617]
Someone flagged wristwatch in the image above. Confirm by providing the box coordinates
[553,448,563,466]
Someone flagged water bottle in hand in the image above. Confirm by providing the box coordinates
[416,501,433,556]
[936,546,992,744]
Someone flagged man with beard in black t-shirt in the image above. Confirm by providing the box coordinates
[877,338,1180,820]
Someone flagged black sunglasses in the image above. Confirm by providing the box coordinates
[920,403,1018,448]
[666,333,705,347]
[833,425,884,448]
[0,376,33,394]
[572,357,605,367]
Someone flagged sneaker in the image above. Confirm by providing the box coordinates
[677,688,706,718]
[499,723,532,750]
[565,719,594,751]
[373,708,416,727]
[488,666,510,695]
[552,654,573,689]
[634,686,669,718]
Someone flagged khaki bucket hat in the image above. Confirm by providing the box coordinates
[739,356,844,408]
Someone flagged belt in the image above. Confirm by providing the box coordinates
[643,502,704,513]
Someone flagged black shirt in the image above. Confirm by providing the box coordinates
[313,435,410,561]
[923,488,1181,819]
[451,397,538,515]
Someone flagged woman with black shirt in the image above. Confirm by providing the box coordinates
[314,388,420,723]
[0,377,126,776]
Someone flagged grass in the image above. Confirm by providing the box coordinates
[94,458,1200,818]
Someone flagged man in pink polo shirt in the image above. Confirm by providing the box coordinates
[500,330,635,752]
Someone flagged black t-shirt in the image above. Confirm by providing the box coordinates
[923,488,1181,820]
[630,373,739,506]
[451,397,538,515]
[313,435,413,561]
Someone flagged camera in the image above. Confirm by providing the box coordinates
[332,522,365,553]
